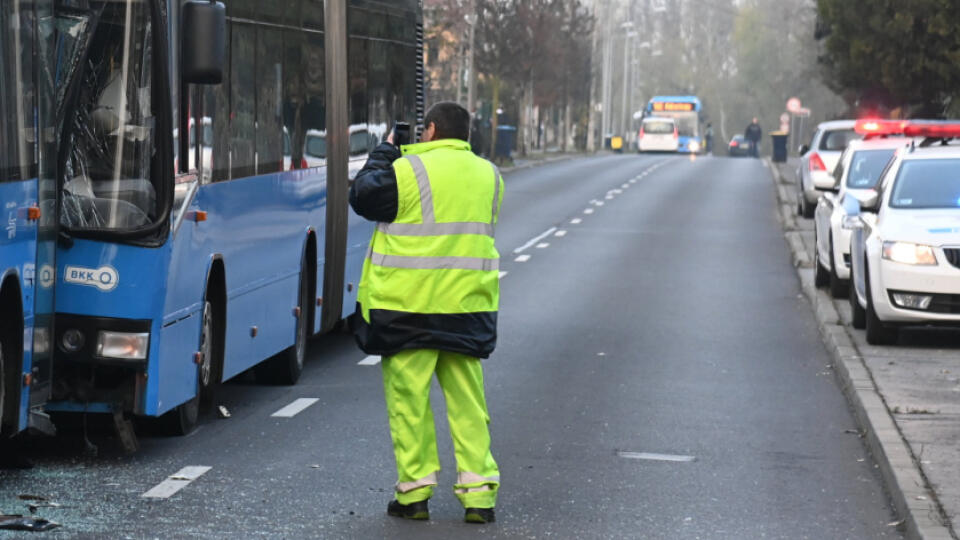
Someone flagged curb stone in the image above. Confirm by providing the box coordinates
[764,157,957,540]
[500,153,583,174]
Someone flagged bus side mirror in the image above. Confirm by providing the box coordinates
[182,1,226,85]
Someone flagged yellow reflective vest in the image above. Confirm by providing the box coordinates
[353,138,504,358]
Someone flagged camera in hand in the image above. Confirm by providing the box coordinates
[393,122,411,146]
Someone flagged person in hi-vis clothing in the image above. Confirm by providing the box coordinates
[349,102,503,524]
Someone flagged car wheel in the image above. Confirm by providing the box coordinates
[850,275,866,329]
[828,239,848,298]
[814,230,829,288]
[864,269,898,345]
[801,195,815,219]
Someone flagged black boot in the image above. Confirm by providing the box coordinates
[387,499,429,520]
[464,507,495,524]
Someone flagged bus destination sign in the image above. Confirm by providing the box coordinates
[653,102,695,112]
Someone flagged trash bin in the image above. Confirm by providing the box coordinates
[495,126,517,160]
[771,131,789,163]
[610,136,624,153]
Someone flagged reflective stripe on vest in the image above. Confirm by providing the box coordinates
[370,251,499,271]
[366,154,501,271]
[374,154,500,238]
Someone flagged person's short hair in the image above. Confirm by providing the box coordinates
[424,102,470,141]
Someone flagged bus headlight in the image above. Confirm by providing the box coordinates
[96,331,149,360]
[882,241,937,265]
[688,140,700,153]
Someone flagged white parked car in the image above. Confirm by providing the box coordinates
[796,120,860,218]
[847,121,960,345]
[638,117,679,153]
[814,120,911,298]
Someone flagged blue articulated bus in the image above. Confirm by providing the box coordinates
[1,0,57,439]
[645,96,703,154]
[44,0,423,438]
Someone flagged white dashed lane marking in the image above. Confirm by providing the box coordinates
[513,227,557,254]
[617,451,696,462]
[142,466,212,499]
[583,208,594,214]
[554,230,567,237]
[358,355,382,366]
[498,271,508,279]
[271,398,320,417]
[515,254,531,262]
[536,242,549,249]
[570,218,582,224]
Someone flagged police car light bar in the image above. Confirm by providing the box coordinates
[855,119,907,136]
[903,120,960,139]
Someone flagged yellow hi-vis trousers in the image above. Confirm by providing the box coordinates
[382,348,500,508]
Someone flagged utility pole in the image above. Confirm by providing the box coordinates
[466,2,477,114]
[600,7,612,147]
[620,22,635,138]
[586,0,601,152]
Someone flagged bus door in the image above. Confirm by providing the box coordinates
[0,0,57,435]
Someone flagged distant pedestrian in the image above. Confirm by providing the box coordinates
[705,123,714,154]
[349,101,503,525]
[745,117,762,158]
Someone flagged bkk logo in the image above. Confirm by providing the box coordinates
[64,265,119,292]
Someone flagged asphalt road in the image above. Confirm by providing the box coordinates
[2,154,901,539]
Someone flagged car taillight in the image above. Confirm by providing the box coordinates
[729,141,738,147]
[809,152,827,172]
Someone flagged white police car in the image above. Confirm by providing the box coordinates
[814,120,911,298]
[846,121,960,344]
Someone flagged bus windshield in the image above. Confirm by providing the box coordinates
[672,112,699,137]
[60,0,160,232]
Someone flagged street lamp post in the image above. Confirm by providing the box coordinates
[465,6,476,113]
[620,23,636,139]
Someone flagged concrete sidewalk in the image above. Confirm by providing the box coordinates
[767,158,959,540]
[499,150,587,173]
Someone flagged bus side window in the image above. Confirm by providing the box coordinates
[255,27,283,175]
[0,0,38,183]
[347,36,368,157]
[206,18,231,182]
[229,23,256,179]
[300,30,326,168]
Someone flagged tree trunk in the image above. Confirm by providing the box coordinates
[490,76,500,162]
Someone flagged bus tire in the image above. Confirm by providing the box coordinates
[255,260,308,386]
[197,300,223,411]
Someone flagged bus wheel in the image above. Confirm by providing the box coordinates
[164,392,199,436]
[197,301,222,411]
[162,301,217,435]
[255,264,307,385]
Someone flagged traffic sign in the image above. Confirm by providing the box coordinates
[786,97,802,114]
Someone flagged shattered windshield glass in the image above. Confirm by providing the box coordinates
[60,0,158,231]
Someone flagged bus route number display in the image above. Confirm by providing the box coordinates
[653,102,694,112]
